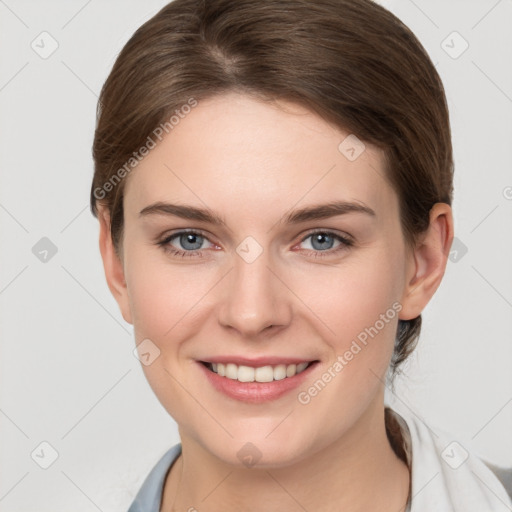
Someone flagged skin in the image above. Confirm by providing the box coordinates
[97,92,453,511]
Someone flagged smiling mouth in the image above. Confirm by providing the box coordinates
[200,361,318,383]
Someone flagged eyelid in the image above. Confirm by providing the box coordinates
[158,227,352,246]
[157,227,354,259]
[298,228,354,243]
[159,228,215,243]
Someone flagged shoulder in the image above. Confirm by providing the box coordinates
[481,461,512,501]
[127,443,182,512]
[385,400,512,511]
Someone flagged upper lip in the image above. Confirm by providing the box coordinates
[199,356,318,367]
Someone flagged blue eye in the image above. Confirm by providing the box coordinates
[303,232,339,251]
[158,230,213,258]
[157,229,353,259]
[173,232,206,251]
[298,230,353,258]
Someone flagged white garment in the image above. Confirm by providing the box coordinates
[127,400,512,511]
[386,394,512,511]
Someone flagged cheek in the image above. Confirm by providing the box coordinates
[123,247,211,420]
[294,249,403,347]
[291,253,403,432]
[289,252,404,425]
[125,236,404,354]
[126,258,210,343]
[123,244,224,402]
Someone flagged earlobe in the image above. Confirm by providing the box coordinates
[97,207,133,325]
[399,203,454,321]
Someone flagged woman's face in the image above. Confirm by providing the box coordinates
[112,92,418,466]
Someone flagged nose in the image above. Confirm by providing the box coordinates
[217,246,292,339]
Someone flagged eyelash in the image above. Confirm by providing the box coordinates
[156,229,354,259]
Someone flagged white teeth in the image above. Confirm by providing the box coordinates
[296,362,308,373]
[273,364,287,381]
[255,365,274,382]
[237,365,255,382]
[225,363,238,380]
[208,361,312,382]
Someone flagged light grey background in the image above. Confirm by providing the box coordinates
[0,0,511,510]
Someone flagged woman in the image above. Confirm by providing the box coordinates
[90,0,512,510]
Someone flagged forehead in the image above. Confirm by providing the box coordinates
[124,92,397,225]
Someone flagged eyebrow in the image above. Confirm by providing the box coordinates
[139,200,376,225]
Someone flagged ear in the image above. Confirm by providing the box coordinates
[399,203,454,320]
[97,207,133,324]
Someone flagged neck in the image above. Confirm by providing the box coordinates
[162,396,410,512]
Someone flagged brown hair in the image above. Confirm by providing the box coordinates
[90,0,453,376]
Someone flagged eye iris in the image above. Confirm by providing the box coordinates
[311,233,334,251]
[180,233,203,250]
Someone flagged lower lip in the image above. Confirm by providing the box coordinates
[197,361,319,403]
